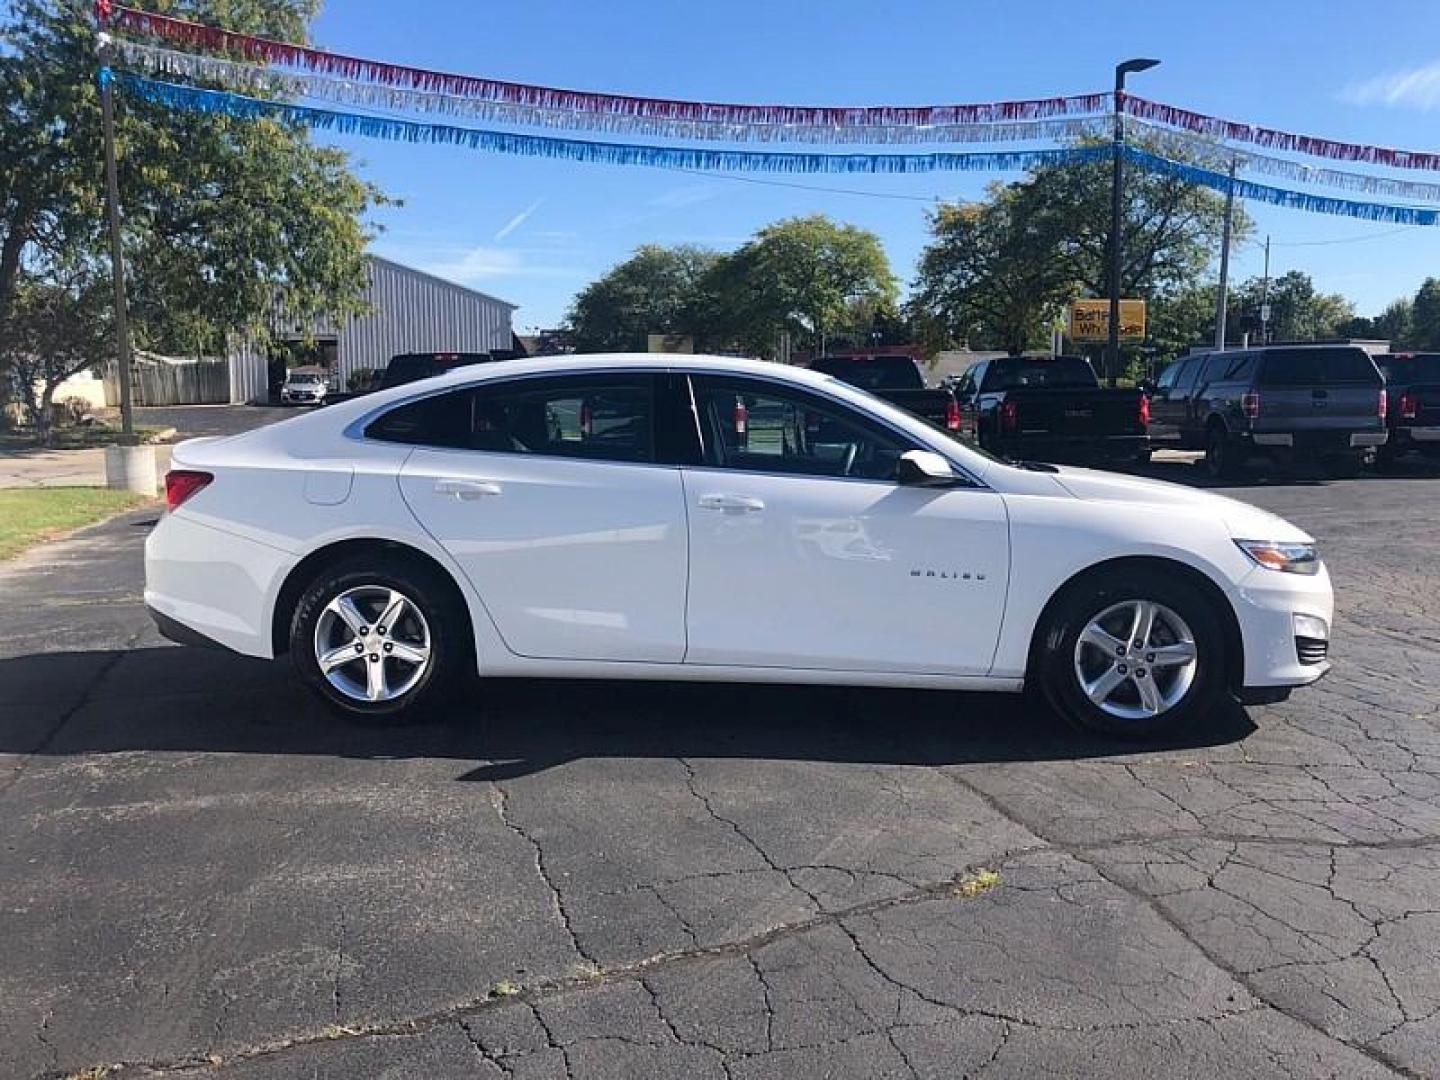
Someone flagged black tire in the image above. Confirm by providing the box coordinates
[289,554,469,720]
[1204,426,1242,480]
[1036,567,1228,739]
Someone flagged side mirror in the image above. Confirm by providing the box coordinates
[896,449,961,487]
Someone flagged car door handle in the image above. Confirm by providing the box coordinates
[434,478,502,500]
[697,493,765,513]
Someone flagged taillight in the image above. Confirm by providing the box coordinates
[1377,389,1386,420]
[164,470,212,511]
[1000,399,1019,432]
[1138,392,1151,427]
[945,397,961,431]
[733,397,748,435]
[579,401,593,436]
[1398,391,1418,421]
[1242,392,1261,421]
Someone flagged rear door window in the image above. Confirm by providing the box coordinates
[1256,348,1381,387]
[367,375,657,463]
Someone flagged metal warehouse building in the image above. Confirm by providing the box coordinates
[227,255,517,404]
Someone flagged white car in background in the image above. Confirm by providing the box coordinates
[279,367,331,406]
[145,354,1332,738]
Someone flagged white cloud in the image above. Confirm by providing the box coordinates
[420,246,579,286]
[494,199,544,241]
[648,184,723,209]
[1342,58,1440,111]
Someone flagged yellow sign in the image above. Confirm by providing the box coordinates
[1069,299,1146,342]
[647,333,693,354]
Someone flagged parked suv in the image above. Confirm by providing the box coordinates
[1147,345,1387,478]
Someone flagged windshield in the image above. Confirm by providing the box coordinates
[810,356,924,391]
[1377,354,1440,384]
[286,372,324,384]
[982,357,1097,390]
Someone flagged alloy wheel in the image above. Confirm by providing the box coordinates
[1072,599,1198,721]
[313,585,433,703]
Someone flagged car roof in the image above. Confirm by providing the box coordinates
[414,353,839,391]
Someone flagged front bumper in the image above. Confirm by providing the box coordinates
[1232,560,1335,688]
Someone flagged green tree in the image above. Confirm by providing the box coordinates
[1412,278,1440,349]
[0,271,109,442]
[1,0,386,362]
[907,194,1076,355]
[566,244,721,352]
[907,142,1245,366]
[710,215,896,355]
[1146,282,1218,359]
[1230,271,1354,343]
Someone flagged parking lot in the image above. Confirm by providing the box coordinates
[2,457,1438,1079]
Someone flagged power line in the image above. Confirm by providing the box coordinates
[1268,225,1423,247]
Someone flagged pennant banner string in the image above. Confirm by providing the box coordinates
[1121,146,1439,226]
[1124,120,1440,204]
[1124,95,1440,172]
[115,40,1113,147]
[101,5,1106,127]
[115,40,1440,201]
[112,72,1440,225]
[113,72,1115,174]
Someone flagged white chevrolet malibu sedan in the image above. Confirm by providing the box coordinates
[145,355,1332,738]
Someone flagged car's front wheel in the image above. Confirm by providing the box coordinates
[1037,569,1227,739]
[290,556,468,719]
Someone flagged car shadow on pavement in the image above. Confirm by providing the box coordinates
[0,645,1257,781]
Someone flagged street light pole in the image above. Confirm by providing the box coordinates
[97,34,135,439]
[1108,58,1159,386]
[1213,156,1238,351]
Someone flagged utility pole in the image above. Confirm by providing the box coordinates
[1108,58,1159,386]
[1213,156,1238,351]
[97,33,135,439]
[1259,235,1272,345]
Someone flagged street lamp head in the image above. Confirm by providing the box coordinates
[1117,58,1161,77]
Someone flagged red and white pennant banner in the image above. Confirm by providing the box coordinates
[98,4,1107,127]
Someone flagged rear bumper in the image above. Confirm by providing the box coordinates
[144,512,295,659]
[1243,429,1386,453]
[1391,425,1440,449]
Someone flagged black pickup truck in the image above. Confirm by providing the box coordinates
[949,355,1149,464]
[808,355,961,434]
[1376,352,1440,466]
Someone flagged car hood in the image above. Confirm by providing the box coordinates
[1048,466,1314,543]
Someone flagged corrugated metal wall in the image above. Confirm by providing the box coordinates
[227,256,517,403]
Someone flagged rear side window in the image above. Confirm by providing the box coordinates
[1378,354,1440,383]
[367,375,656,463]
[1256,348,1381,387]
[1213,353,1255,382]
[1172,357,1203,392]
[980,357,1096,390]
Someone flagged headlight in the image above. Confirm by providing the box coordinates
[1234,539,1320,575]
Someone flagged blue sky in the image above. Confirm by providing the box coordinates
[310,0,1440,331]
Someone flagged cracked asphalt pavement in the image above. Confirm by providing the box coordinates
[2,462,1438,1079]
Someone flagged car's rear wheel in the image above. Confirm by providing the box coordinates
[1204,427,1242,480]
[290,556,467,719]
[1037,569,1227,739]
